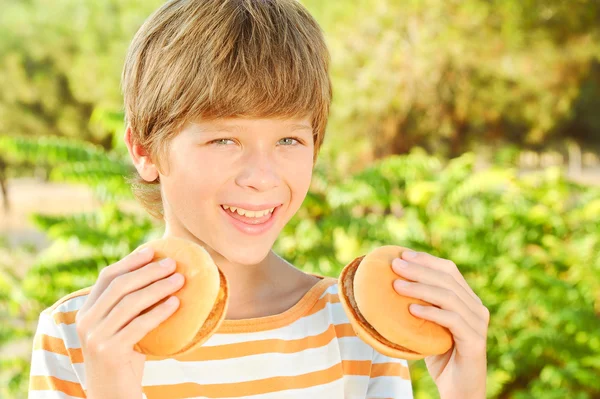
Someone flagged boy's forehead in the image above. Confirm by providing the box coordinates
[189,118,312,133]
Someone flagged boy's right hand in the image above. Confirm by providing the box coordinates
[75,247,185,399]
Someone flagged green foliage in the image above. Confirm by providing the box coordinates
[0,135,109,164]
[304,0,600,158]
[0,134,135,201]
[0,0,163,145]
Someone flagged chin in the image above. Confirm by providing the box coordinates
[222,245,273,266]
[194,236,272,266]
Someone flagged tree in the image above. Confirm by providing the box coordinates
[305,0,600,160]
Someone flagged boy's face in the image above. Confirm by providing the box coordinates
[158,117,315,265]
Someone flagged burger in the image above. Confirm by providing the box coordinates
[132,236,229,357]
[338,245,453,359]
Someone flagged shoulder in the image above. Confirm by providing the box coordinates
[31,288,93,395]
[46,285,93,314]
[38,285,93,325]
[32,287,93,372]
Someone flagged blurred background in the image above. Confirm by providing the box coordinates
[1,0,599,398]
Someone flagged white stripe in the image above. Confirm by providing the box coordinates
[205,294,338,344]
[372,356,409,367]
[342,374,370,398]
[182,375,347,399]
[142,335,372,386]
[38,282,343,347]
[52,295,88,314]
[29,350,81,384]
[46,298,351,351]
[35,313,64,341]
[338,336,373,360]
[371,347,410,366]
[327,283,339,294]
[35,315,80,350]
[177,378,346,399]
[366,375,414,398]
[249,376,347,399]
[205,302,350,346]
[28,390,82,399]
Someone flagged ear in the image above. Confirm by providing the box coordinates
[124,126,160,182]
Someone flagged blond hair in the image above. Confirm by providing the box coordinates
[121,0,333,220]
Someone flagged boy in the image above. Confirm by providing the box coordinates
[28,1,488,398]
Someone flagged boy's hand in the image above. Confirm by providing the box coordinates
[390,250,489,399]
[75,247,185,399]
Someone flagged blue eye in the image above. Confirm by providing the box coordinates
[211,138,235,146]
[209,137,301,146]
[280,137,301,146]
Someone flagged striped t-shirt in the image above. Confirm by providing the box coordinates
[28,273,414,398]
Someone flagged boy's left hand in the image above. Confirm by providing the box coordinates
[391,250,490,399]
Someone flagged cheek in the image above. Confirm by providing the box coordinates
[296,166,313,190]
[162,160,218,202]
[288,162,313,200]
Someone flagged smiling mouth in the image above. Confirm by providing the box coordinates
[220,204,279,225]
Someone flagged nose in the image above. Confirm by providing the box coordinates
[235,148,281,191]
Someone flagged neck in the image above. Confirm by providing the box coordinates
[161,230,300,317]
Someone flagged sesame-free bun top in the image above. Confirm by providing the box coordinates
[338,245,453,359]
[132,236,229,357]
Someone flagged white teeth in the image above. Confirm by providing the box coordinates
[222,205,275,218]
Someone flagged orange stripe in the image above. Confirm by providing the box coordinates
[342,359,372,375]
[370,362,411,380]
[305,292,340,316]
[143,361,351,398]
[162,321,357,361]
[33,333,84,363]
[39,290,349,363]
[53,310,78,325]
[334,322,358,338]
[217,289,340,333]
[35,322,358,364]
[29,375,86,398]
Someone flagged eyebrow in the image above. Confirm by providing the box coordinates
[194,123,312,134]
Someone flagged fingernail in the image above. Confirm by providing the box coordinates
[404,251,417,259]
[166,296,179,306]
[394,279,410,289]
[160,258,174,267]
[168,273,183,283]
[394,258,409,268]
[137,247,152,256]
